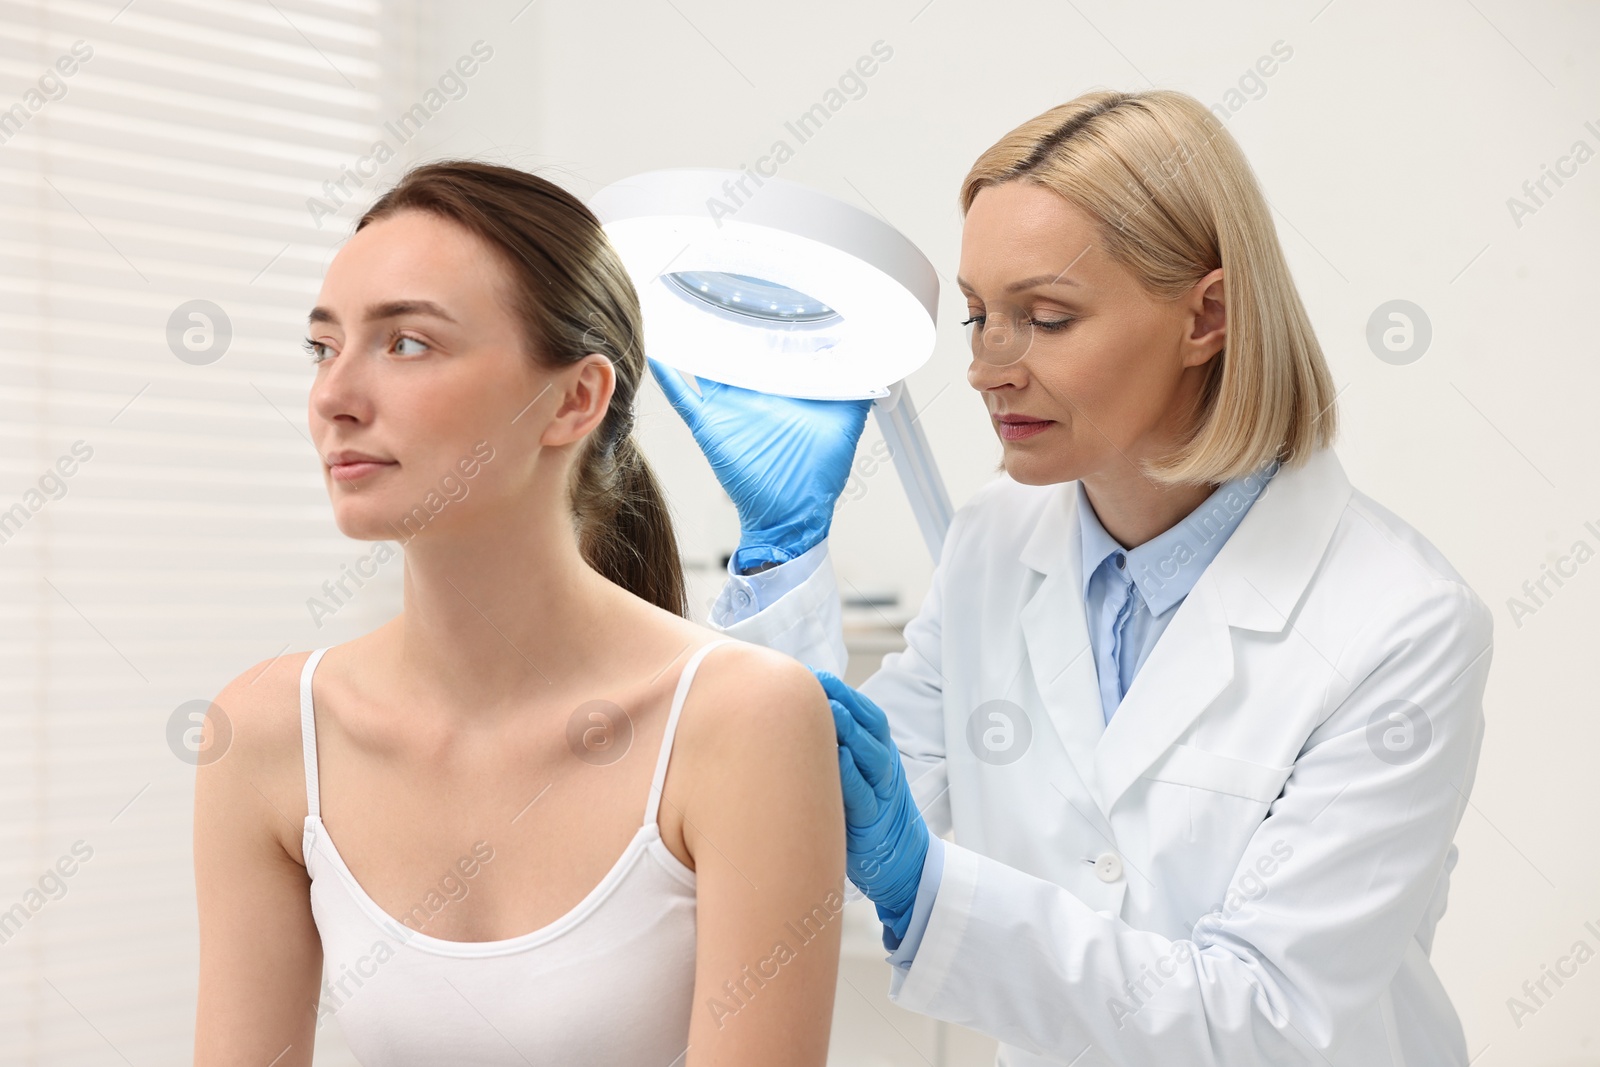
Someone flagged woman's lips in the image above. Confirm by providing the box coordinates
[996,418,1054,441]
[329,460,396,482]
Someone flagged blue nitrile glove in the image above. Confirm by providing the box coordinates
[812,668,930,940]
[648,357,871,572]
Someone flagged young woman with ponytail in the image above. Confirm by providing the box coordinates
[193,161,844,1066]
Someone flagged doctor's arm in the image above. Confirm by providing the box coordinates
[804,497,984,954]
[709,536,849,677]
[649,355,866,677]
[890,580,1493,1066]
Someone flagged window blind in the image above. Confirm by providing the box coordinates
[0,1,398,1062]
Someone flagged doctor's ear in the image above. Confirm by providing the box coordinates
[1181,268,1226,368]
[539,353,617,448]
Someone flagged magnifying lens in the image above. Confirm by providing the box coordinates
[590,168,953,561]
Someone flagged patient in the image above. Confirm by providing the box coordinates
[192,161,845,1066]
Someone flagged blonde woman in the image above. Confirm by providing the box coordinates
[658,90,1493,1065]
[193,161,844,1066]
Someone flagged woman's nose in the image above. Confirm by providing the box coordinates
[309,343,374,428]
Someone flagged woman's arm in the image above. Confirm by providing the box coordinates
[193,656,324,1066]
[674,644,847,1067]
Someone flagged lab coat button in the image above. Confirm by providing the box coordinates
[1093,852,1123,882]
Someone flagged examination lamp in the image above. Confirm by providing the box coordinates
[590,168,953,560]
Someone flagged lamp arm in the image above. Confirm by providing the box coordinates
[871,379,953,562]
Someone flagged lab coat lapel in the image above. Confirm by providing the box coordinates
[1090,448,1356,812]
[1091,572,1234,813]
[1016,484,1105,798]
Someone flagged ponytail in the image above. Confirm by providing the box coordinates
[574,430,687,618]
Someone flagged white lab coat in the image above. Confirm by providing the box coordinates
[709,448,1492,1066]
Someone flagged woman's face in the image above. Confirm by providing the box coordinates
[958,180,1224,488]
[306,209,612,543]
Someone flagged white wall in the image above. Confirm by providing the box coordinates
[384,1,1600,1061]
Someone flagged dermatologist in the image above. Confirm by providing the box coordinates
[651,89,1493,1066]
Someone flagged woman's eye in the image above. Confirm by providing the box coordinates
[960,313,985,327]
[303,337,331,364]
[394,335,429,356]
[1028,316,1074,331]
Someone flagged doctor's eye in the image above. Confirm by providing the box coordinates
[303,337,332,364]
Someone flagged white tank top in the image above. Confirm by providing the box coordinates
[298,637,735,1065]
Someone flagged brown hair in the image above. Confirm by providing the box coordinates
[357,160,687,617]
[961,90,1338,485]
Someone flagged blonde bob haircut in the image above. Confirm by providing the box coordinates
[960,89,1338,486]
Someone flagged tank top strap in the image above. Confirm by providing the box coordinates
[643,638,737,827]
[300,647,331,819]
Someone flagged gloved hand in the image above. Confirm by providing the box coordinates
[812,667,930,940]
[648,357,872,571]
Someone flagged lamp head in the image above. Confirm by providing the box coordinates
[589,168,938,401]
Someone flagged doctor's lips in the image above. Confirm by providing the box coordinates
[994,413,1054,441]
[326,449,398,482]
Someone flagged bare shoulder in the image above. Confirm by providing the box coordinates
[678,637,833,753]
[665,636,837,819]
[209,650,312,776]
[667,635,843,876]
[197,649,320,861]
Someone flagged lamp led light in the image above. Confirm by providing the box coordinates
[589,168,938,401]
[663,270,841,326]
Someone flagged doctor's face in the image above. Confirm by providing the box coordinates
[958,181,1223,488]
[306,210,593,544]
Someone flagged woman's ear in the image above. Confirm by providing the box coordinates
[1183,268,1226,368]
[540,353,616,448]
